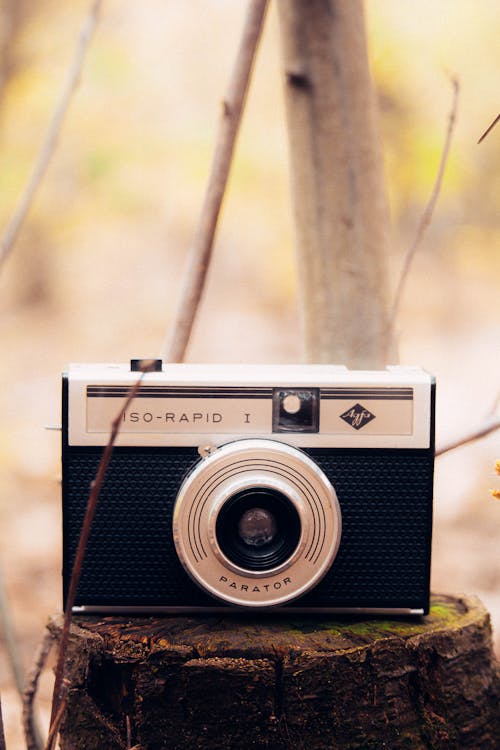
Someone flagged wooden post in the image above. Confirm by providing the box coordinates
[277,0,394,367]
[50,595,499,749]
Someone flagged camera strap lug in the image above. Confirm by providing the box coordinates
[198,444,218,459]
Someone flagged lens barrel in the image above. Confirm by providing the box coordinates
[173,439,342,608]
[216,488,301,572]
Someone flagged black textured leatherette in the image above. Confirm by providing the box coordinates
[62,446,433,611]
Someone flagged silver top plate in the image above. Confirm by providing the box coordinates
[67,363,433,449]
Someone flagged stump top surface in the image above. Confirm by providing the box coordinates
[57,593,489,661]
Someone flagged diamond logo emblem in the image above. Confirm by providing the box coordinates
[340,403,376,430]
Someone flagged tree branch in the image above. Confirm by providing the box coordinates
[0,693,6,750]
[0,562,24,699]
[477,113,500,144]
[46,362,156,750]
[44,697,67,750]
[0,0,103,270]
[388,77,459,333]
[0,557,48,747]
[436,397,500,457]
[162,0,269,363]
[23,629,55,750]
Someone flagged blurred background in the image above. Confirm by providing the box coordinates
[0,0,499,746]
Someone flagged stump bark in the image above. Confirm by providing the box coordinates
[49,594,500,750]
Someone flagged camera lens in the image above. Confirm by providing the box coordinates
[238,507,277,547]
[216,488,301,572]
[174,439,342,607]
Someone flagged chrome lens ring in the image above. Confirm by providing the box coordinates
[173,439,342,607]
[206,472,307,576]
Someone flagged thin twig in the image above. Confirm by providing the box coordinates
[436,414,500,457]
[22,629,55,750]
[477,113,500,144]
[436,392,500,456]
[1,553,47,750]
[44,696,67,750]
[0,562,24,698]
[162,0,269,362]
[0,0,103,270]
[46,363,155,750]
[388,77,459,333]
[0,693,6,750]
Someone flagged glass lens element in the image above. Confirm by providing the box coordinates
[216,487,301,572]
[238,507,277,547]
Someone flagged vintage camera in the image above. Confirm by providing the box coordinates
[62,361,435,614]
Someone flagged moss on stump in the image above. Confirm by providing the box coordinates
[49,594,500,749]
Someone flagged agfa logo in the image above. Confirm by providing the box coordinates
[340,403,375,430]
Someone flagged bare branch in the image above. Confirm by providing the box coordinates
[388,77,459,333]
[436,414,500,457]
[44,696,67,750]
[0,694,6,750]
[477,113,500,144]
[0,0,103,270]
[46,362,156,750]
[1,537,48,749]
[0,562,24,695]
[162,0,270,363]
[23,629,55,750]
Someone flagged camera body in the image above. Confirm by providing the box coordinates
[62,362,435,614]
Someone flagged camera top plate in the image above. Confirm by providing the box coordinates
[65,363,434,450]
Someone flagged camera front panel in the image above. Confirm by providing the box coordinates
[63,445,433,613]
[62,364,434,614]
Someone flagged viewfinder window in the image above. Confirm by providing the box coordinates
[272,388,320,433]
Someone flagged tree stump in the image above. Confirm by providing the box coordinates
[49,594,500,750]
